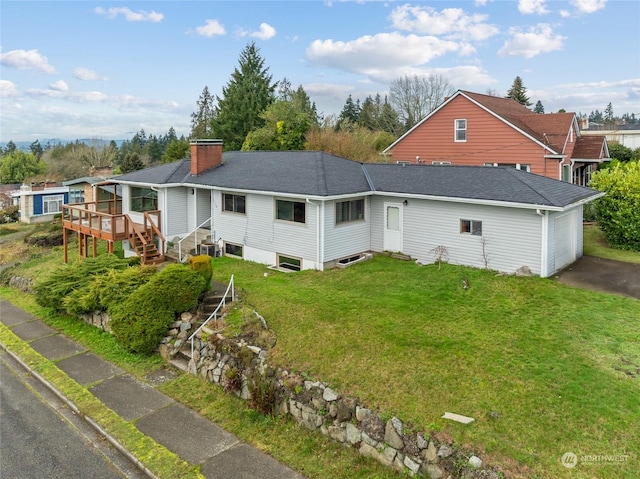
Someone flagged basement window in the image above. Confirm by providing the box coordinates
[224,242,243,258]
[277,254,301,272]
[460,219,482,236]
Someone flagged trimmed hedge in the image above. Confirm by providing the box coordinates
[188,254,213,285]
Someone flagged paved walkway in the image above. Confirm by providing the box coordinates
[0,299,305,479]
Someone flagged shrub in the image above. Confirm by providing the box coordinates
[33,254,130,311]
[188,254,213,285]
[110,264,207,354]
[590,160,640,251]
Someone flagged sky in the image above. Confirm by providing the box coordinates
[1,0,639,143]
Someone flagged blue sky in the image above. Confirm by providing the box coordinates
[1,0,639,143]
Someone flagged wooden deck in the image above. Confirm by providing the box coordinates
[62,200,165,264]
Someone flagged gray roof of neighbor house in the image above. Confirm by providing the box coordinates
[113,150,602,209]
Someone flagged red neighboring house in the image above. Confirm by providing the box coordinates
[384,90,610,185]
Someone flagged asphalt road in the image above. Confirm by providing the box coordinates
[0,352,146,479]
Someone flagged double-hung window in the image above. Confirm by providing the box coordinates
[223,193,246,214]
[336,199,364,224]
[276,199,306,223]
[455,119,467,142]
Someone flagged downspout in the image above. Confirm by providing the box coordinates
[306,198,322,270]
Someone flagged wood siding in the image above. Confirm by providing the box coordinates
[389,95,562,179]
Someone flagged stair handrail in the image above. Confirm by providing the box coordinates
[143,211,165,258]
[177,217,212,262]
[126,217,153,264]
[189,274,235,358]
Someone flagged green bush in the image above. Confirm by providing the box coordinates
[188,254,213,285]
[33,254,130,311]
[110,264,207,354]
[590,160,640,251]
[63,265,157,316]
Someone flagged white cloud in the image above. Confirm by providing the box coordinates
[237,23,277,40]
[49,80,68,92]
[518,0,549,15]
[94,7,163,22]
[252,23,277,40]
[389,5,499,42]
[307,32,460,75]
[0,49,56,73]
[194,19,226,37]
[0,80,19,98]
[571,0,607,14]
[498,24,565,58]
[73,67,108,81]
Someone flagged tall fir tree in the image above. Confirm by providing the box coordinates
[336,95,361,130]
[210,42,277,150]
[533,100,545,114]
[506,76,532,107]
[190,86,215,139]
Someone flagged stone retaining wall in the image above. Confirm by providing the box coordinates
[161,327,503,479]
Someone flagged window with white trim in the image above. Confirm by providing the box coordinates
[484,163,530,172]
[460,219,482,236]
[336,199,364,224]
[455,119,467,142]
[130,187,157,212]
[223,193,246,214]
[43,195,63,214]
[276,199,306,223]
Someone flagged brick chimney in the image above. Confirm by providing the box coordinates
[190,139,223,175]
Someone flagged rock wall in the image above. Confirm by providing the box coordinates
[161,329,503,479]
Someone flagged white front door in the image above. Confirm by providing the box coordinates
[383,203,403,252]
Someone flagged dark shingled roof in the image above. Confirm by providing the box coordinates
[113,151,601,208]
[363,164,598,207]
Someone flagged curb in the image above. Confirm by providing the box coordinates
[0,340,161,479]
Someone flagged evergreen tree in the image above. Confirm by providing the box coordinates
[147,135,163,164]
[162,139,190,163]
[336,95,361,130]
[210,42,277,151]
[506,76,532,107]
[604,102,614,125]
[190,86,215,139]
[120,152,144,173]
[30,140,44,159]
[533,100,545,114]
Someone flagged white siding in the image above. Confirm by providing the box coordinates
[546,207,582,276]
[165,187,189,237]
[213,192,319,269]
[371,196,543,275]
[323,198,372,261]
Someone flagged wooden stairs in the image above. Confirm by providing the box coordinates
[132,230,164,264]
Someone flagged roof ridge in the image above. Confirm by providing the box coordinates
[506,168,557,206]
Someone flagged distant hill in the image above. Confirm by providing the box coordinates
[1,138,125,152]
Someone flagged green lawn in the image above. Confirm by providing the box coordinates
[583,223,640,263]
[2,226,639,478]
[206,255,640,479]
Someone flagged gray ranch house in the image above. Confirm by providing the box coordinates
[111,140,603,277]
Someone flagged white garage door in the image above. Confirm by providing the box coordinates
[554,212,575,271]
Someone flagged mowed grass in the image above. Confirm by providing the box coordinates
[210,254,640,478]
[583,224,640,263]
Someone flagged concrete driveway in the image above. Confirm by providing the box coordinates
[555,255,640,300]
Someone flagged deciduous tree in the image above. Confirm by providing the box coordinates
[389,74,455,133]
[0,150,47,183]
